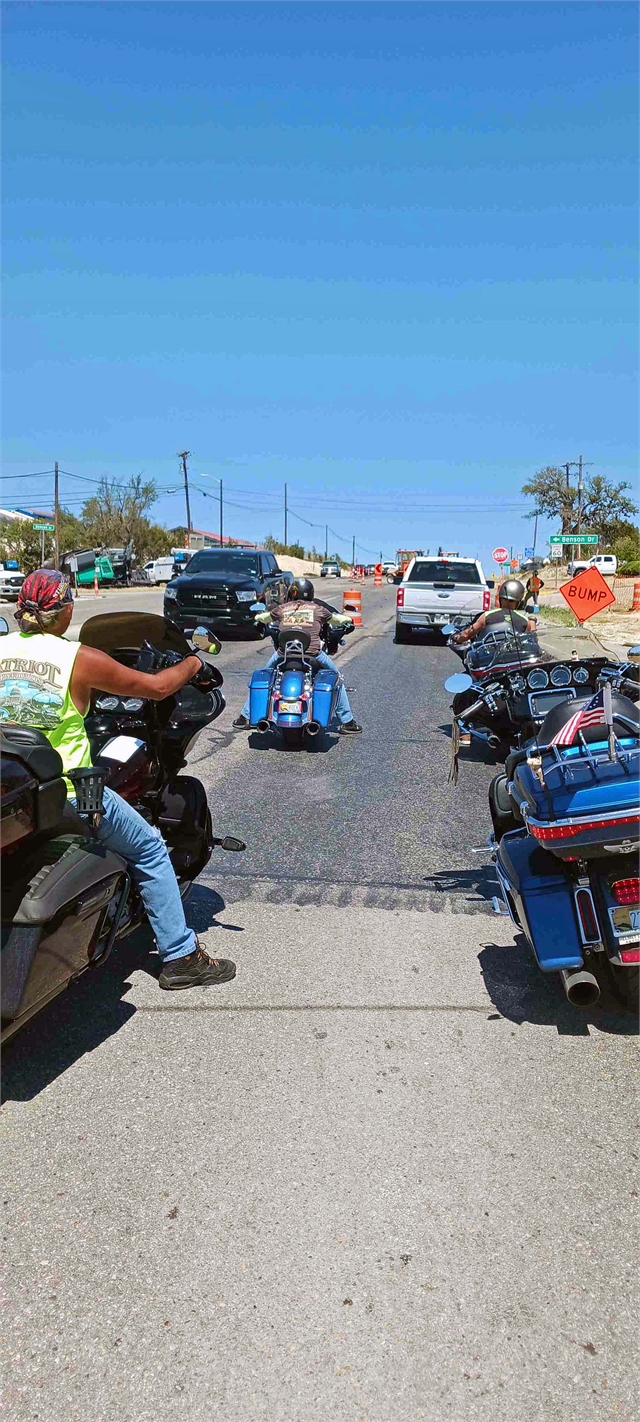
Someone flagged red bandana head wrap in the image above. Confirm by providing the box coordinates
[15,568,73,632]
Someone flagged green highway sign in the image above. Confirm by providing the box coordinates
[549,533,598,545]
[32,522,55,532]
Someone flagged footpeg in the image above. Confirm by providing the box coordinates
[213,836,246,852]
[492,895,510,917]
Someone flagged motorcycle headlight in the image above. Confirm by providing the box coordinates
[164,585,178,599]
[236,590,258,603]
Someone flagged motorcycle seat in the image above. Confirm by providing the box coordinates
[538,692,639,748]
[278,653,327,676]
[505,747,529,781]
[0,727,64,783]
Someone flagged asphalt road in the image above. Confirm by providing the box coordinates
[2,584,638,1422]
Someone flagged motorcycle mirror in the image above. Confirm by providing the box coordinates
[444,672,473,694]
[220,836,246,853]
[0,616,8,636]
[440,623,458,637]
[627,644,640,664]
[250,602,266,613]
[191,625,221,655]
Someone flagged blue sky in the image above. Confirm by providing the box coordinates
[1,2,637,565]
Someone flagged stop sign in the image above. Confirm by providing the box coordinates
[492,546,509,563]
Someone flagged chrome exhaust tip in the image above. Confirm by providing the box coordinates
[305,721,322,737]
[560,967,601,1008]
[257,718,270,733]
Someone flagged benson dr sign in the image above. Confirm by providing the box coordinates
[549,534,598,546]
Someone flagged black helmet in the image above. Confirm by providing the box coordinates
[498,578,525,608]
[290,577,314,601]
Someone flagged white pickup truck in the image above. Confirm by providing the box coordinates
[395,555,490,642]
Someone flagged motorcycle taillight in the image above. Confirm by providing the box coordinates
[611,877,640,905]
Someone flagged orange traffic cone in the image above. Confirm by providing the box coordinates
[632,581,640,612]
[93,566,100,597]
[343,588,362,626]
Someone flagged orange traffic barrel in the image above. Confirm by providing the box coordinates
[343,588,362,626]
[374,563,383,587]
[632,581,640,612]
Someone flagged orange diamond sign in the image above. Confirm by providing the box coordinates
[559,566,616,622]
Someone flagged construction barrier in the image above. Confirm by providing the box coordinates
[93,567,100,597]
[632,581,640,613]
[374,563,383,587]
[343,588,363,626]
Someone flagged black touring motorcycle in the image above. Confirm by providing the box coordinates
[1,611,244,1043]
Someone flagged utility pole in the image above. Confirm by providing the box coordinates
[352,534,355,568]
[284,483,288,549]
[54,461,60,568]
[532,508,539,557]
[325,524,328,561]
[219,479,223,546]
[177,451,191,548]
[576,454,583,535]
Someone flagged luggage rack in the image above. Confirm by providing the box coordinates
[540,728,638,785]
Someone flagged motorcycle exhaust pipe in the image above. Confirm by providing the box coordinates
[560,967,601,1009]
[257,718,270,733]
[305,721,322,737]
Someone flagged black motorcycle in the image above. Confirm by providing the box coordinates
[1,611,244,1043]
[442,623,613,762]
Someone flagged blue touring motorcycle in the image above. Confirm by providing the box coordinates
[246,605,354,749]
[489,663,640,1009]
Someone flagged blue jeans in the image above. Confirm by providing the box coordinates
[83,787,196,963]
[242,650,353,725]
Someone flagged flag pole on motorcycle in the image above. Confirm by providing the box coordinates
[603,681,615,760]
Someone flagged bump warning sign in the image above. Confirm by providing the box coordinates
[559,566,616,622]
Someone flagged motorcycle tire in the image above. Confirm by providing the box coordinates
[597,958,639,1013]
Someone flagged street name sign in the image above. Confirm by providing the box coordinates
[559,566,616,623]
[492,546,509,563]
[549,534,598,545]
[32,522,54,532]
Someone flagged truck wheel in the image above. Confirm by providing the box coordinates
[394,623,411,643]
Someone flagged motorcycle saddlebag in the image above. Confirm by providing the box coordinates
[158,775,213,881]
[249,668,272,726]
[2,840,128,1024]
[496,829,584,972]
[312,668,338,728]
[512,741,639,861]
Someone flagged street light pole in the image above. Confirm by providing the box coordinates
[219,480,223,546]
[284,483,288,549]
[325,525,328,561]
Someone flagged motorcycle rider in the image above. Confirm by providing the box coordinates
[0,569,236,990]
[233,577,362,734]
[453,578,536,645]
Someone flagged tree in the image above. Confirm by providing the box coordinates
[0,508,85,574]
[81,474,158,553]
[612,526,640,576]
[522,467,637,543]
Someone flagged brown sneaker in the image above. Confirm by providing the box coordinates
[159,943,236,990]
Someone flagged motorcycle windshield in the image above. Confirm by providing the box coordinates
[79,611,191,657]
[466,631,551,676]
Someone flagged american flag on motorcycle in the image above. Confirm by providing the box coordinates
[549,687,608,747]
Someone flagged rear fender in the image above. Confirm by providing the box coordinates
[589,857,639,965]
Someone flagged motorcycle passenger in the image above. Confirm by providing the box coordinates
[0,569,235,990]
[233,577,362,734]
[453,578,535,645]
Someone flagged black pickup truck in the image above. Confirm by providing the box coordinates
[163,546,288,636]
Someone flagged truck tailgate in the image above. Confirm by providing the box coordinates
[402,584,484,622]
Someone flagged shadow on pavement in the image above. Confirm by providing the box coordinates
[246,729,338,754]
[479,937,639,1037]
[423,864,499,906]
[1,886,230,1103]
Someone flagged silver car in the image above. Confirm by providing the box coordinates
[0,573,25,602]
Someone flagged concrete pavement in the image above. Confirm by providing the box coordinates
[1,584,638,1422]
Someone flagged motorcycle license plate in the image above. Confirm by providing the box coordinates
[279,700,302,713]
[609,906,640,943]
